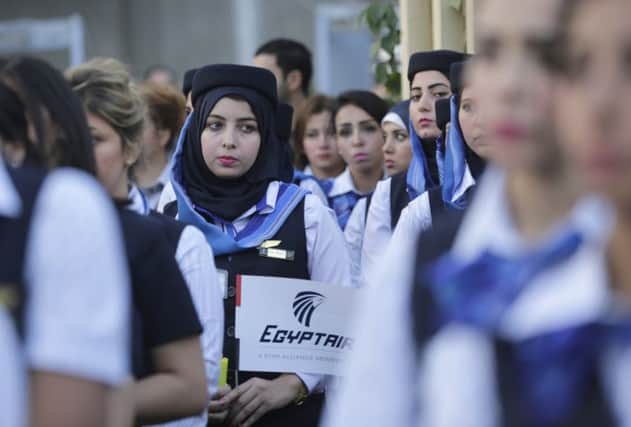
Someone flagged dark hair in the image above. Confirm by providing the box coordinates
[554,0,587,74]
[0,81,28,146]
[255,38,312,95]
[1,57,96,173]
[143,64,177,84]
[333,90,389,128]
[292,94,336,169]
[139,82,186,151]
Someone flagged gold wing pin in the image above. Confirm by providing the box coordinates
[259,240,282,249]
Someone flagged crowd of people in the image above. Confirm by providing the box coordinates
[1,0,630,425]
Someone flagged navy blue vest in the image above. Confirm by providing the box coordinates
[0,165,45,337]
[389,171,410,230]
[410,214,615,427]
[215,200,323,427]
[118,208,202,379]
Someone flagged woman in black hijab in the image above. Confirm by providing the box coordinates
[167,64,351,427]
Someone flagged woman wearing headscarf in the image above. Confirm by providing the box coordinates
[386,59,491,255]
[165,64,351,427]
[357,51,465,286]
[322,0,600,424]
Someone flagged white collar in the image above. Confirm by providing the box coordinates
[451,164,476,203]
[452,168,523,260]
[328,168,385,198]
[157,164,171,186]
[303,166,313,176]
[0,160,22,218]
[232,181,280,223]
[127,185,149,216]
[328,168,356,198]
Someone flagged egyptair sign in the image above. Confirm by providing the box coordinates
[235,275,361,376]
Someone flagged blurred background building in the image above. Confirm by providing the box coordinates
[0,0,386,95]
[0,0,476,96]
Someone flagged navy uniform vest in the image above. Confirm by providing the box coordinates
[149,210,187,256]
[389,171,410,230]
[118,208,202,379]
[0,165,45,337]
[214,200,323,427]
[410,214,615,426]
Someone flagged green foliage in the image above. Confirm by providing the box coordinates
[360,2,401,103]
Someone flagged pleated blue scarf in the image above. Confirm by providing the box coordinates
[441,96,470,210]
[406,122,442,200]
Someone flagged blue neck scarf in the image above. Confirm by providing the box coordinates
[171,115,307,256]
[441,96,469,210]
[406,122,442,200]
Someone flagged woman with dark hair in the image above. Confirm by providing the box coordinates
[0,57,96,172]
[0,80,29,166]
[326,90,388,230]
[551,0,631,422]
[163,63,351,427]
[0,78,131,427]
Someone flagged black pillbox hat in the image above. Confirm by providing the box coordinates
[182,68,197,96]
[192,64,278,108]
[407,49,467,82]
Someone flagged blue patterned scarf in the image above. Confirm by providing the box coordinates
[406,122,442,200]
[441,96,470,210]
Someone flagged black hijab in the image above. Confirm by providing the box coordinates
[181,65,284,221]
[276,102,295,183]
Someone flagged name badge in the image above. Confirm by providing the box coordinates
[217,269,229,299]
[258,247,295,261]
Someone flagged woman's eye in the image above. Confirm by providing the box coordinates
[206,121,222,131]
[433,92,450,99]
[239,124,257,134]
[338,128,352,138]
[622,45,631,78]
[360,124,379,133]
[306,130,319,138]
[395,132,408,142]
[411,95,421,103]
[461,103,473,113]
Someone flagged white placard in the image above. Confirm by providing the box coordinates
[236,275,361,376]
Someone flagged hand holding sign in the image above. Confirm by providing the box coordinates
[223,374,304,427]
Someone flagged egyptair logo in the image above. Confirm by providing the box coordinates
[292,291,326,327]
